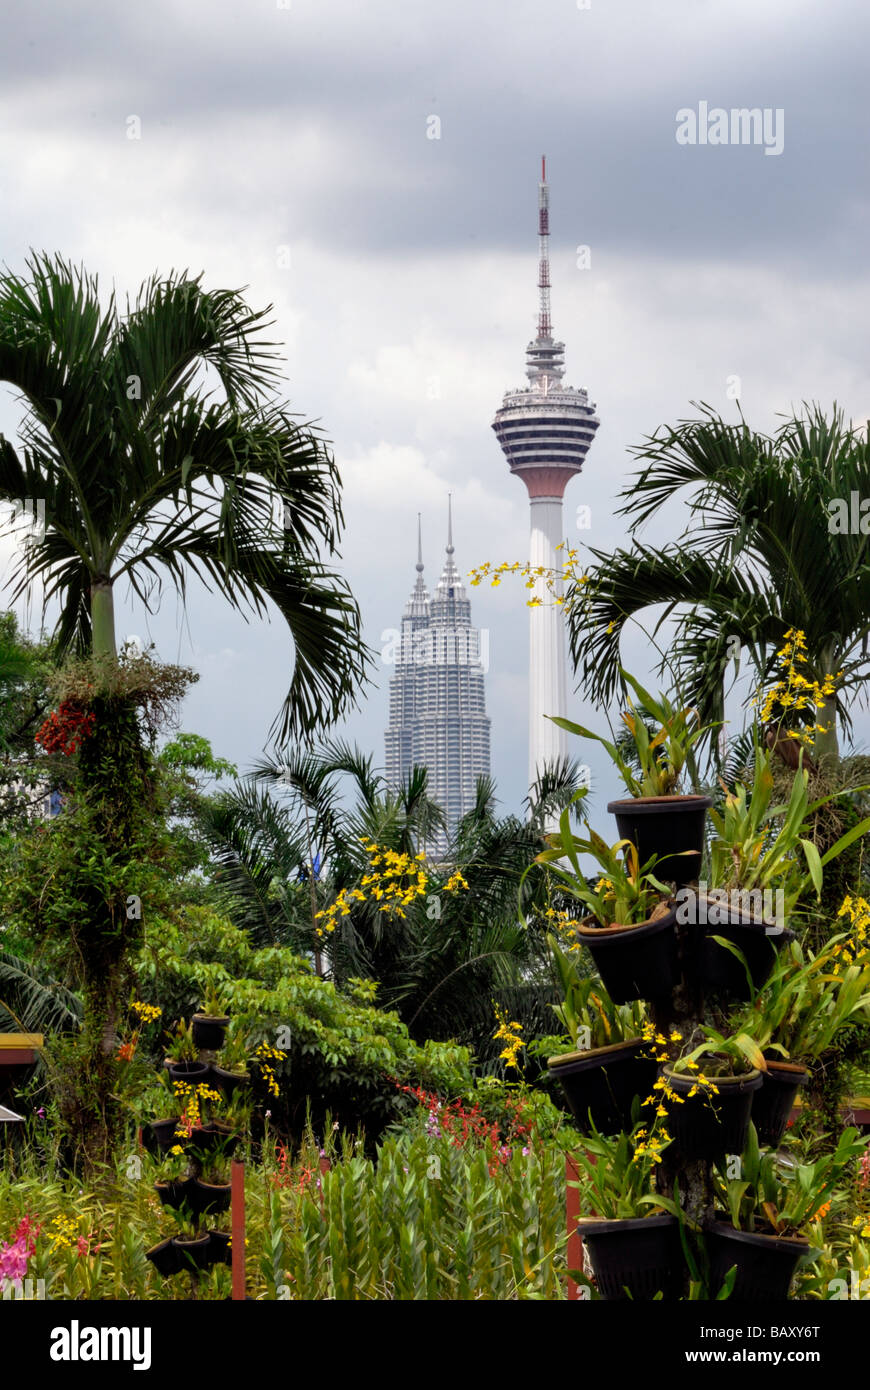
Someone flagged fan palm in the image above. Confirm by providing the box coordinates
[567,403,870,765]
[0,252,370,736]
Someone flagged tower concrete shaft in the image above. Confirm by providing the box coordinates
[491,157,599,793]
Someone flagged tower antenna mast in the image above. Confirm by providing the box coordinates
[538,154,551,341]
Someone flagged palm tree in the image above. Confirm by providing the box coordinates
[566,403,870,764]
[0,253,369,733]
[0,253,371,1159]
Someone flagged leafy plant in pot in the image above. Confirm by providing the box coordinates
[188,1167,232,1217]
[192,979,231,1051]
[171,1213,215,1273]
[663,1030,765,1162]
[551,669,715,885]
[701,747,870,998]
[153,1143,192,1210]
[571,1123,683,1301]
[533,796,678,1004]
[165,1019,209,1086]
[209,1021,251,1097]
[709,1122,866,1301]
[545,937,655,1134]
[727,929,870,1143]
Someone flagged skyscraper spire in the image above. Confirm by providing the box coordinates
[437,493,463,598]
[406,514,429,619]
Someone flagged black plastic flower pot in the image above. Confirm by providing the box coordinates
[189,1122,239,1158]
[576,909,680,1005]
[207,1230,233,1267]
[607,795,712,886]
[154,1179,191,1211]
[208,1063,250,1098]
[188,1179,232,1217]
[165,1059,210,1087]
[142,1117,183,1156]
[751,1061,810,1146]
[192,1014,230,1051]
[579,1214,684,1301]
[548,1038,658,1134]
[172,1233,215,1272]
[145,1235,184,1277]
[697,903,795,1001]
[706,1219,810,1300]
[664,1066,763,1161]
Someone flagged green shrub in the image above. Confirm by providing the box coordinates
[135,905,474,1141]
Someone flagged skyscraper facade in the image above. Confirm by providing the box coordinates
[492,157,600,792]
[385,504,491,851]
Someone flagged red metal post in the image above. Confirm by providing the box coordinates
[231,1159,246,1300]
[566,1154,583,1300]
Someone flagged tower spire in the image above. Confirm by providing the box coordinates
[447,492,454,554]
[416,512,423,572]
[537,154,551,341]
[525,156,565,388]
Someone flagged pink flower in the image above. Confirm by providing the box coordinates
[0,1236,29,1289]
[76,1235,89,1256]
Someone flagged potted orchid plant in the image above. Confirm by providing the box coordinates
[572,1123,683,1301]
[533,793,678,1004]
[709,1123,866,1300]
[545,935,656,1134]
[551,669,715,885]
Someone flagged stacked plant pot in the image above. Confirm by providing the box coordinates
[553,795,802,1301]
[144,1011,246,1285]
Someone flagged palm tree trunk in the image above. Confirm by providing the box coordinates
[90,577,116,658]
[814,694,840,766]
[814,643,841,767]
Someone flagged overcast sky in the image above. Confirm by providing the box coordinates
[1,0,869,824]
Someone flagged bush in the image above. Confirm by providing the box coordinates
[135,905,474,1142]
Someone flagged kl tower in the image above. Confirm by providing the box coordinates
[492,156,600,792]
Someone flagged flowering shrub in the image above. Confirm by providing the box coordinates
[116,999,163,1062]
[393,1080,547,1173]
[314,838,469,936]
[251,1043,287,1100]
[0,1214,40,1291]
[833,894,870,969]
[754,627,841,744]
[492,1005,524,1071]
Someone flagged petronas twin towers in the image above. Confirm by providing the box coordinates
[384,501,491,850]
